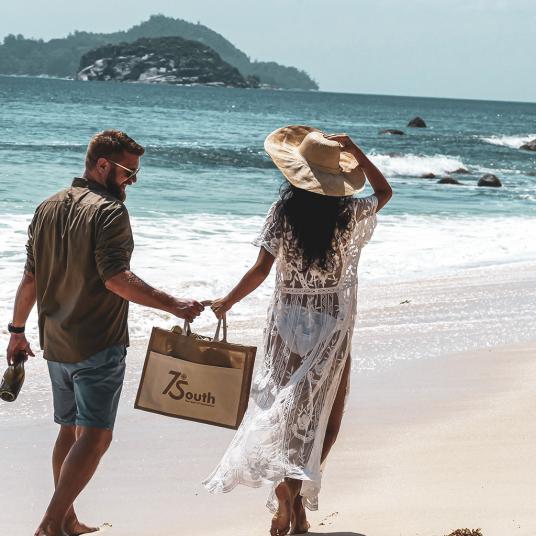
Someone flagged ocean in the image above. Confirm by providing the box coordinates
[1,75,535,341]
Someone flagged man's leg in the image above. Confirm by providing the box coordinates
[37,426,112,536]
[52,427,78,531]
[43,364,78,536]
[52,427,100,535]
[37,346,126,536]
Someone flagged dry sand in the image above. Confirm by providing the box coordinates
[2,340,535,536]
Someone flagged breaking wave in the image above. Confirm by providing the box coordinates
[481,134,536,149]
[369,153,469,177]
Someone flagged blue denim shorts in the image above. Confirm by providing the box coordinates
[47,345,127,430]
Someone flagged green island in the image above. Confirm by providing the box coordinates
[0,14,318,90]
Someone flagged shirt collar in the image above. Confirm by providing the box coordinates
[72,177,108,194]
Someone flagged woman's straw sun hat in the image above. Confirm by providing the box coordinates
[264,125,366,196]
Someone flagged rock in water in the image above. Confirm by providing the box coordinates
[379,129,405,135]
[520,139,536,151]
[437,177,462,185]
[421,173,436,179]
[77,36,258,88]
[407,116,427,128]
[477,174,502,187]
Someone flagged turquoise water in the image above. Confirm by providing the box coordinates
[1,75,536,339]
[1,75,535,218]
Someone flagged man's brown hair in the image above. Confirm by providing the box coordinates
[85,130,145,169]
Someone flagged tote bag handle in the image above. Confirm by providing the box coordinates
[182,300,228,342]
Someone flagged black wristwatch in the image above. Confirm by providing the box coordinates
[8,323,25,334]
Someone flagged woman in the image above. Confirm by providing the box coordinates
[203,125,392,535]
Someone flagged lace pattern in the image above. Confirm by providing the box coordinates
[203,194,378,512]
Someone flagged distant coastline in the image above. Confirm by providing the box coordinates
[3,73,535,104]
[0,14,318,91]
[0,72,317,91]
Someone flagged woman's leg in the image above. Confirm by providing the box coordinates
[289,353,352,534]
[289,478,309,535]
[321,353,351,463]
[271,478,302,536]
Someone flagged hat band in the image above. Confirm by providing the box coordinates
[307,161,342,174]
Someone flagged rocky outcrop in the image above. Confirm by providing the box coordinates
[379,129,405,135]
[477,174,502,187]
[520,139,536,151]
[77,37,258,88]
[408,116,427,128]
[450,167,470,174]
[421,173,436,179]
[437,177,462,185]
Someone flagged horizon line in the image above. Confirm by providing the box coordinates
[1,73,535,106]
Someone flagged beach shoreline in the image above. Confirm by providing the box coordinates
[2,260,536,535]
[2,339,535,535]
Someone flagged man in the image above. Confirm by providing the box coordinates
[6,130,204,536]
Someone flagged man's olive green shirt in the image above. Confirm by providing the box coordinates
[25,177,134,363]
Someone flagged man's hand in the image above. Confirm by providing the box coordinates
[6,333,35,366]
[172,299,205,323]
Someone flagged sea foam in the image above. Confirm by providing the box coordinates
[1,212,535,342]
[369,153,468,177]
[481,134,536,149]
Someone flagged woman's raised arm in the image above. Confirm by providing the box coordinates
[327,134,393,211]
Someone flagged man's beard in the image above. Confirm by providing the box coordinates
[105,168,126,202]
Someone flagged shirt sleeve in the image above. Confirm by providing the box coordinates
[94,204,134,282]
[252,202,282,257]
[353,194,378,247]
[24,212,37,274]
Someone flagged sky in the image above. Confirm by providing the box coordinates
[1,0,535,102]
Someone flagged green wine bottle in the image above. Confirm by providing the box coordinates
[0,352,28,402]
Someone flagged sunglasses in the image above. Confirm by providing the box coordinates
[108,159,141,180]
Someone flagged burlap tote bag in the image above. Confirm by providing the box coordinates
[135,315,256,429]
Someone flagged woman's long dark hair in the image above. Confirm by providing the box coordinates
[273,182,354,272]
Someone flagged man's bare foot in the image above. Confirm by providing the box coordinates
[271,481,293,536]
[290,493,310,535]
[35,522,69,536]
[64,515,99,536]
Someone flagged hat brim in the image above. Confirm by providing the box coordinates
[264,125,366,197]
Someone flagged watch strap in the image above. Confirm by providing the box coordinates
[8,323,25,334]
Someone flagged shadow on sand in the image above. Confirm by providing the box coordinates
[306,532,367,536]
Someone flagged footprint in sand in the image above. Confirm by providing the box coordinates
[318,511,339,526]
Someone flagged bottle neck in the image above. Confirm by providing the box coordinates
[13,352,28,366]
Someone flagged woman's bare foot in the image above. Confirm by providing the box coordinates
[290,493,310,535]
[271,480,294,536]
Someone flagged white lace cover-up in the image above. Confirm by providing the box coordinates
[203,194,378,512]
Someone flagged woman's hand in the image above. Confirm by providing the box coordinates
[211,297,233,319]
[326,133,351,146]
[325,134,365,160]
[327,134,392,211]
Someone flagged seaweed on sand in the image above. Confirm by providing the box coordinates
[444,529,483,536]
